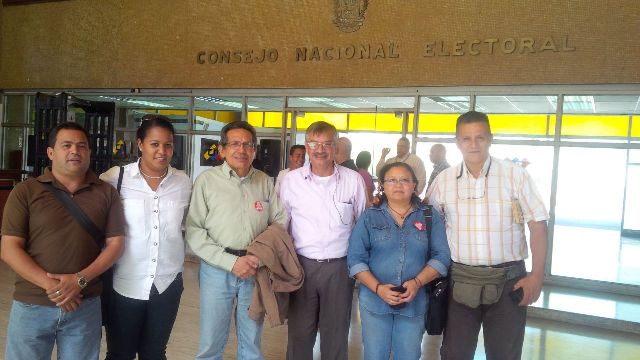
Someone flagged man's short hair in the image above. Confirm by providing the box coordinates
[398,137,410,144]
[305,121,338,142]
[338,137,353,156]
[289,144,305,156]
[48,122,90,148]
[220,121,257,145]
[456,111,492,136]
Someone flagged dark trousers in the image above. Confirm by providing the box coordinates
[105,273,183,360]
[440,267,527,360]
[286,256,354,360]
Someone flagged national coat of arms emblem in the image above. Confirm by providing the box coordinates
[333,0,368,33]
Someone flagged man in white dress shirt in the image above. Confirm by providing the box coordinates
[279,121,367,360]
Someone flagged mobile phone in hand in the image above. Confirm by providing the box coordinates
[390,285,407,293]
[510,287,524,304]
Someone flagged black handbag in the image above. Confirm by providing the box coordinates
[42,166,124,326]
[423,205,449,335]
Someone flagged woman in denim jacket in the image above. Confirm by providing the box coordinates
[348,162,450,360]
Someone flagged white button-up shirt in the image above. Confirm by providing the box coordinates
[100,161,192,300]
[279,164,367,260]
[427,156,548,266]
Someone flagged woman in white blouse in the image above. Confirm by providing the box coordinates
[100,115,192,360]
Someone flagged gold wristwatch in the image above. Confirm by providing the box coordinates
[76,272,88,289]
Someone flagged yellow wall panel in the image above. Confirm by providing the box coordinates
[264,112,283,128]
[296,113,348,130]
[375,113,403,132]
[247,112,263,127]
[216,111,241,123]
[561,115,629,137]
[632,117,640,138]
[195,110,215,120]
[418,114,458,133]
[349,113,376,131]
[489,114,548,135]
[158,109,187,116]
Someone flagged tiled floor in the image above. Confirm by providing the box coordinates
[0,260,639,359]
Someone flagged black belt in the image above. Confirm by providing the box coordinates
[224,247,247,257]
[299,255,346,263]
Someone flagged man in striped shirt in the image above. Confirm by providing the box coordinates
[426,111,549,360]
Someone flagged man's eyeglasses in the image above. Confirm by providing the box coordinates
[306,141,334,150]
[383,178,414,186]
[222,141,256,151]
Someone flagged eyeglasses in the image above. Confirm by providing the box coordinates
[222,141,256,151]
[383,178,414,186]
[306,141,334,150]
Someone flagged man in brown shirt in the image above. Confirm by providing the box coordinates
[1,122,125,360]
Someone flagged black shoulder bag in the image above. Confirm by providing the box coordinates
[42,166,124,326]
[424,205,449,336]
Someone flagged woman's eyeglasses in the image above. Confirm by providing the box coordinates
[383,178,414,186]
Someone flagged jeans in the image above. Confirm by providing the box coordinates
[196,261,263,360]
[359,306,425,360]
[105,274,183,360]
[5,296,102,360]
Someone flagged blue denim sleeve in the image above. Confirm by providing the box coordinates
[426,209,451,276]
[347,211,372,278]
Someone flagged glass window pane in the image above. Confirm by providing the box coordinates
[81,96,191,131]
[552,147,637,285]
[476,96,557,114]
[563,95,640,114]
[194,96,242,131]
[4,95,27,124]
[2,128,25,169]
[248,97,284,136]
[419,96,470,113]
[288,96,414,109]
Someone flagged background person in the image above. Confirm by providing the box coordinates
[100,115,192,360]
[275,144,305,194]
[335,136,359,172]
[376,137,427,195]
[427,143,450,191]
[348,162,450,360]
[356,150,375,206]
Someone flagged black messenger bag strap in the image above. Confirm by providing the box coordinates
[424,204,433,239]
[41,182,104,248]
[116,166,124,193]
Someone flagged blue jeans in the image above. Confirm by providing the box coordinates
[360,306,425,360]
[196,261,263,360]
[5,296,102,360]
